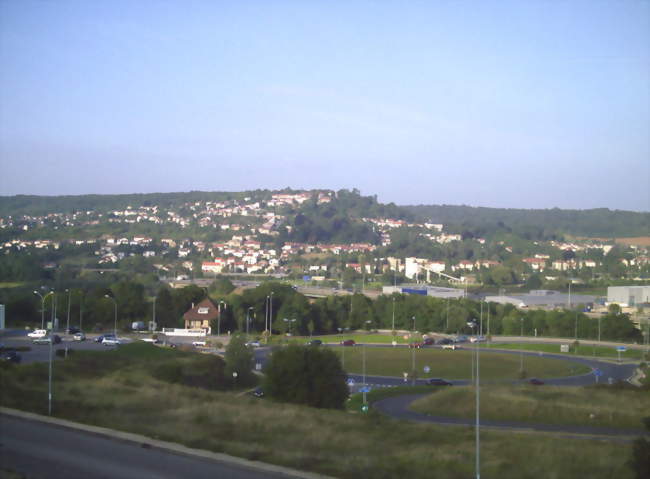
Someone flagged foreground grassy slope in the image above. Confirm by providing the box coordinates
[0,344,640,479]
[410,384,650,430]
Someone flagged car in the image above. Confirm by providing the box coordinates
[95,334,115,343]
[33,334,62,345]
[340,339,356,346]
[442,344,457,350]
[102,337,123,346]
[307,339,322,346]
[426,378,452,386]
[0,349,21,363]
[251,387,264,398]
[470,336,486,343]
[65,327,80,335]
[27,329,48,338]
[245,341,261,348]
[140,338,161,344]
[438,338,453,345]
[72,332,86,341]
[192,341,207,347]
[408,342,423,349]
[423,338,434,346]
[529,378,544,385]
[454,335,469,343]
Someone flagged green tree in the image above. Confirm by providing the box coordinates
[263,344,348,409]
[630,417,650,479]
[224,334,256,388]
[209,276,235,296]
[155,286,177,329]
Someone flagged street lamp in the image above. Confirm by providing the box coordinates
[217,301,226,337]
[104,295,118,337]
[246,307,255,336]
[283,318,296,336]
[392,296,396,331]
[65,289,71,333]
[520,318,524,373]
[467,319,480,479]
[33,290,53,330]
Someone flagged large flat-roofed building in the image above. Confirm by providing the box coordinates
[383,285,465,299]
[607,286,650,307]
[485,290,596,310]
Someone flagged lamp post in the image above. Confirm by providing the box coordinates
[467,319,480,479]
[33,290,53,330]
[66,289,71,333]
[283,318,296,336]
[392,296,396,331]
[217,301,226,337]
[520,318,524,373]
[104,295,117,337]
[47,290,56,415]
[246,307,255,336]
[269,292,274,334]
[411,316,417,386]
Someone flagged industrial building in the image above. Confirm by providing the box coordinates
[382,285,466,299]
[607,286,650,307]
[484,290,596,310]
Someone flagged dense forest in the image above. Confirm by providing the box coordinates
[405,204,650,238]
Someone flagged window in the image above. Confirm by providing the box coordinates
[198,307,209,314]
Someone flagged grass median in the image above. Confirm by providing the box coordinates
[410,383,650,430]
[330,346,591,380]
[0,343,641,478]
[489,342,646,360]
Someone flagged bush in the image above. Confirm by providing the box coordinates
[263,344,348,409]
[153,355,227,390]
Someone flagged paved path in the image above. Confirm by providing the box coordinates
[372,393,649,442]
[0,409,329,479]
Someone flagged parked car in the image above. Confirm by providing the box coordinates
[307,339,322,346]
[33,335,61,345]
[72,332,86,341]
[65,327,80,335]
[454,335,469,343]
[442,344,457,350]
[340,339,356,346]
[529,378,545,386]
[423,338,434,346]
[470,336,486,343]
[102,337,123,346]
[1,349,21,363]
[27,329,47,338]
[438,338,453,345]
[426,378,452,386]
[408,342,424,349]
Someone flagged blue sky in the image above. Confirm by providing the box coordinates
[1,1,648,211]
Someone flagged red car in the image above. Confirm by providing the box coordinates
[340,339,356,346]
[409,342,423,349]
[423,338,434,346]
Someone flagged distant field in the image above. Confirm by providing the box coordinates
[615,236,650,247]
[329,346,590,380]
[0,282,25,289]
[410,384,650,430]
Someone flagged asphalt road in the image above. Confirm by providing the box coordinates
[372,393,649,442]
[0,415,309,479]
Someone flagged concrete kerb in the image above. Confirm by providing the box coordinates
[0,407,334,479]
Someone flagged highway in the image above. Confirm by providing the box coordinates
[0,414,319,479]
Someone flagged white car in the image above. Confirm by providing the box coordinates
[102,337,123,346]
[246,341,261,348]
[27,329,48,338]
[470,336,486,343]
[192,341,207,347]
[442,344,457,350]
[73,332,86,341]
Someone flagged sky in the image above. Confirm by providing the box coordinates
[0,1,648,211]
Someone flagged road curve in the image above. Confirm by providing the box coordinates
[372,393,649,442]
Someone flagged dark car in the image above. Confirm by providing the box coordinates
[0,349,21,363]
[529,378,544,385]
[251,387,264,398]
[423,338,434,346]
[409,342,423,349]
[438,338,453,345]
[340,339,356,346]
[65,326,80,335]
[426,378,452,386]
[307,339,322,346]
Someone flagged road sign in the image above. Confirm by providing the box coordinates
[593,368,603,377]
[616,346,627,352]
[423,366,430,373]
[347,378,355,386]
[392,341,397,347]
[560,344,570,353]
[360,386,371,393]
[361,404,369,413]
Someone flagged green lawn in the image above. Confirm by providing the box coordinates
[410,384,650,430]
[490,342,646,360]
[331,346,591,380]
[307,333,420,345]
[0,344,638,479]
